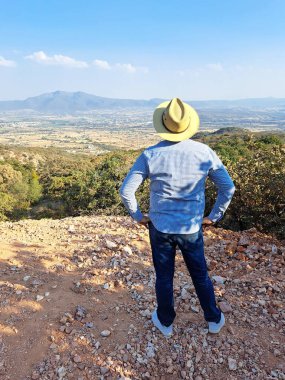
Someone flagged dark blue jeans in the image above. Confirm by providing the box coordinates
[148,222,221,327]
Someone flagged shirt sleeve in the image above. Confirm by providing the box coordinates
[207,148,235,223]
[119,152,149,222]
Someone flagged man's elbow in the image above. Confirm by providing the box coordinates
[119,185,125,200]
[119,184,132,201]
[229,184,236,197]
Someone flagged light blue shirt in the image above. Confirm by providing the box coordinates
[120,139,235,234]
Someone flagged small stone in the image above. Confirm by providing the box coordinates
[191,305,199,313]
[103,283,109,289]
[36,295,44,301]
[57,366,66,380]
[238,236,249,246]
[94,341,101,349]
[101,330,111,337]
[68,225,75,233]
[44,292,50,297]
[23,275,31,282]
[50,343,57,350]
[212,275,226,284]
[105,240,117,249]
[100,367,109,375]
[218,301,232,313]
[15,290,22,295]
[122,246,132,255]
[228,357,237,371]
[74,305,87,321]
[258,299,266,306]
[181,288,188,300]
[227,325,235,335]
[65,326,73,334]
[73,355,82,363]
[195,348,203,363]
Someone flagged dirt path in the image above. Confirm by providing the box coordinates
[0,216,284,379]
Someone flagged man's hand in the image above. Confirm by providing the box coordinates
[138,215,150,227]
[202,217,214,226]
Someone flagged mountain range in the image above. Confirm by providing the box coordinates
[0,91,285,114]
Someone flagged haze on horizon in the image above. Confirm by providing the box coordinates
[1,0,285,101]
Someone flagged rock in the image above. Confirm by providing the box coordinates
[195,348,203,363]
[191,305,199,313]
[228,357,237,371]
[57,366,67,380]
[101,330,111,337]
[218,301,232,313]
[36,295,44,301]
[181,288,188,300]
[74,305,87,321]
[236,252,247,261]
[93,341,101,349]
[238,236,250,246]
[227,325,235,335]
[73,355,82,363]
[23,275,31,282]
[146,342,155,358]
[123,246,132,255]
[100,367,109,375]
[68,225,75,233]
[258,299,266,306]
[65,326,73,334]
[105,240,117,249]
[212,275,226,284]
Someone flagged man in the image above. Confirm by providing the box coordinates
[119,98,235,337]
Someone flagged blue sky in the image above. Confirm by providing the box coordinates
[0,0,285,100]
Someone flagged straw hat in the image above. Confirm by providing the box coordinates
[153,98,200,142]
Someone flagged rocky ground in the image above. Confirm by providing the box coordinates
[0,216,284,380]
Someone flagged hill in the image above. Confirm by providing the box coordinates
[0,215,284,379]
[0,91,161,114]
[0,91,285,114]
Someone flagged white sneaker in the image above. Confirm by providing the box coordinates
[151,310,173,337]
[208,313,225,334]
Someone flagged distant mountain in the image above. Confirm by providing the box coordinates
[0,91,285,114]
[0,91,163,114]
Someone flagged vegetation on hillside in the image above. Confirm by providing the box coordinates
[0,130,284,238]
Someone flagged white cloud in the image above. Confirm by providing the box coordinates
[0,56,16,67]
[115,63,149,74]
[92,59,148,73]
[93,59,111,70]
[206,63,223,72]
[116,63,137,73]
[26,51,88,68]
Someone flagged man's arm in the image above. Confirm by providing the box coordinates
[206,149,235,223]
[119,152,149,223]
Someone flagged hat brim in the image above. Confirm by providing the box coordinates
[153,100,200,142]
